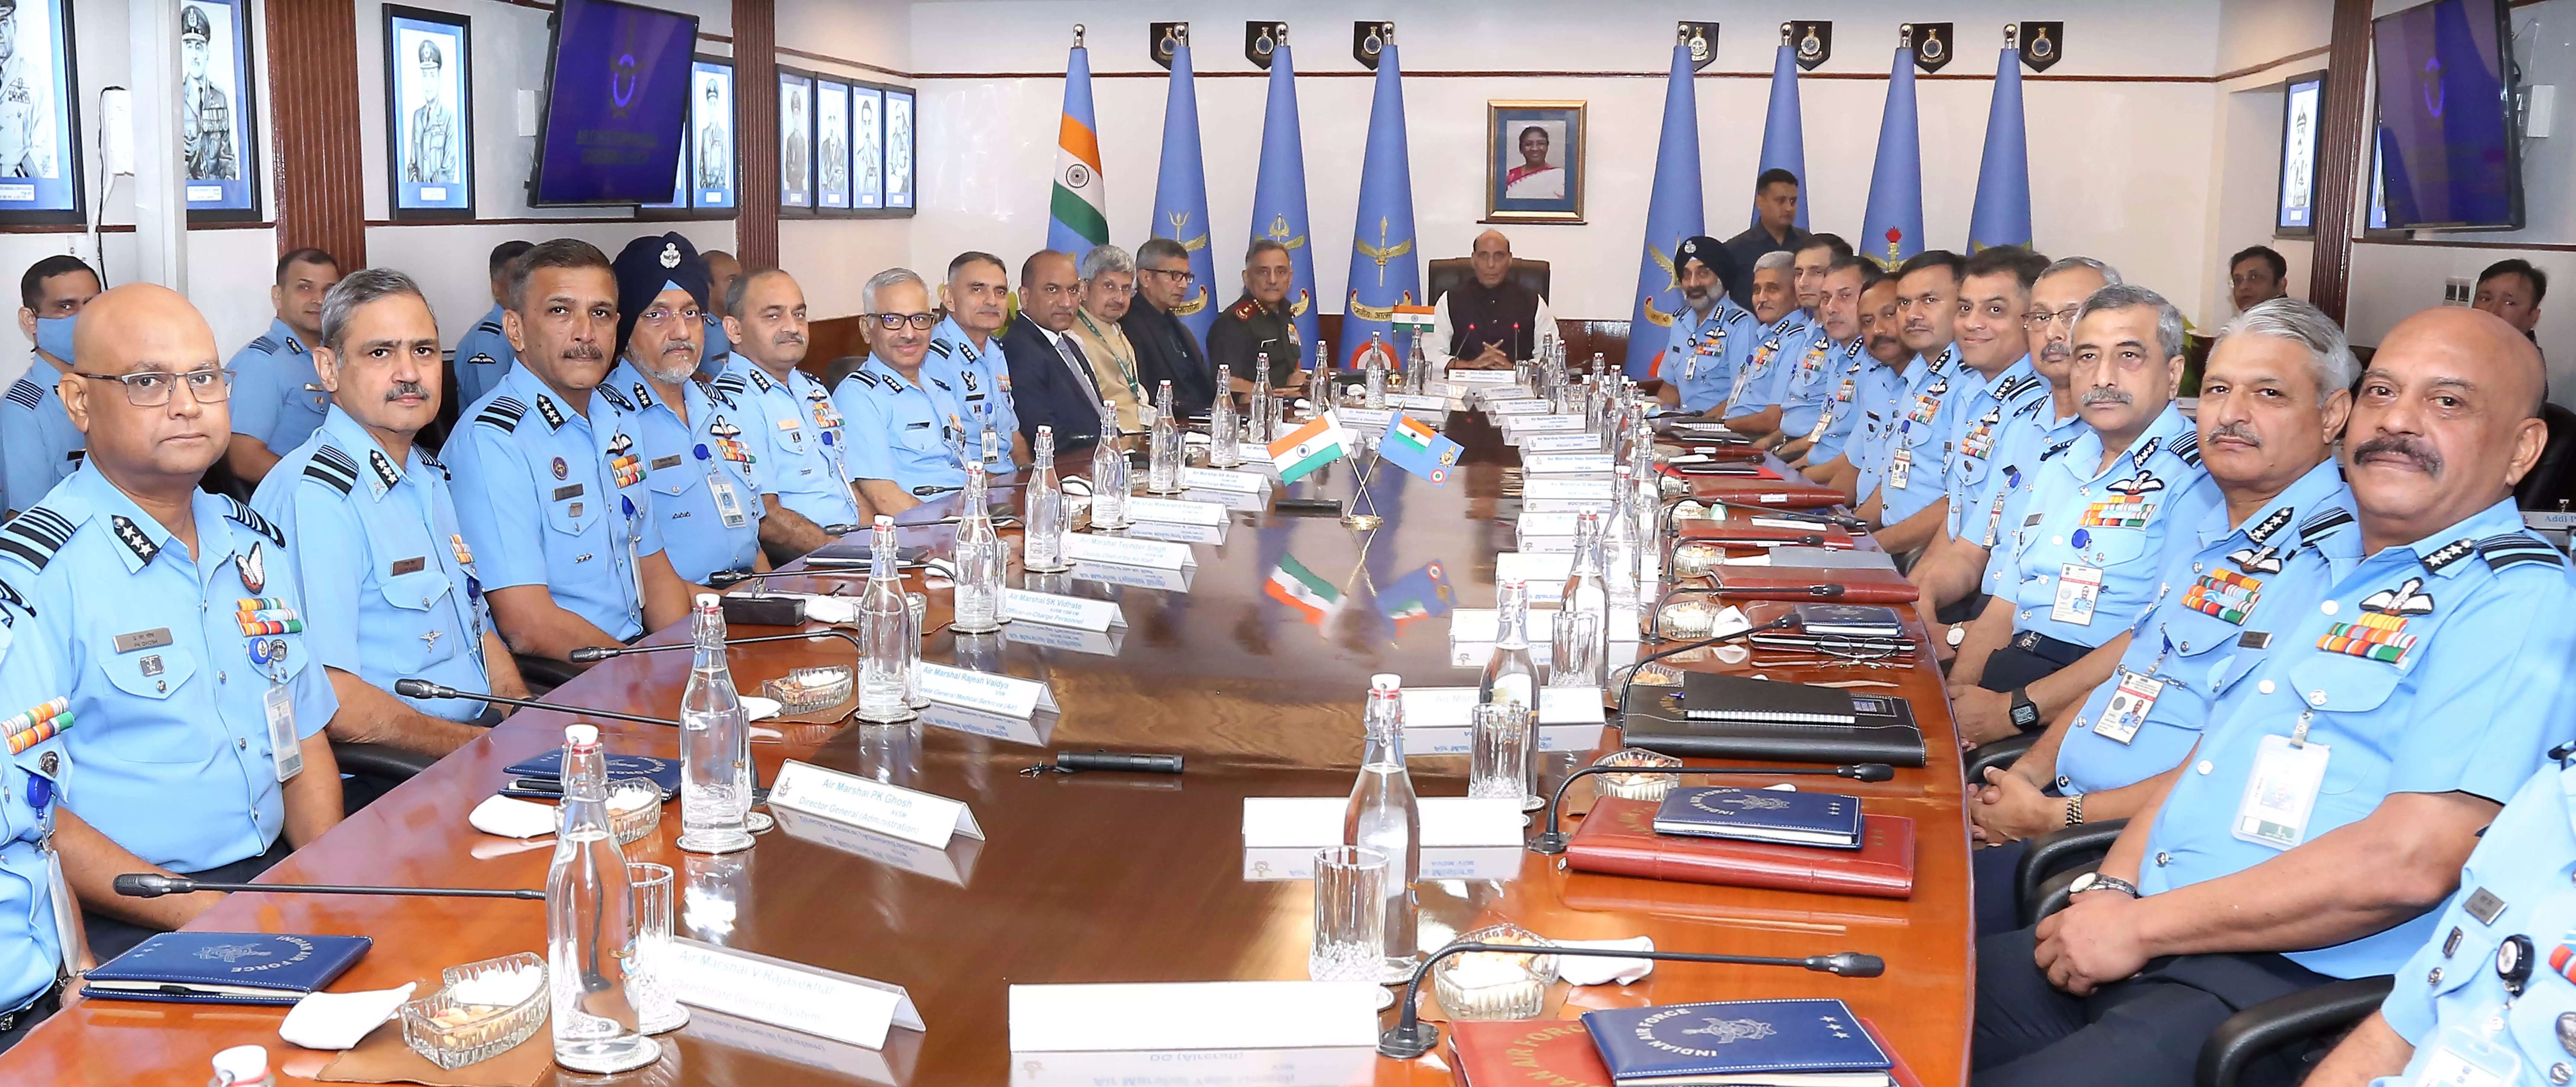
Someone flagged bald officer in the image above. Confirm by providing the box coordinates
[600,233,766,582]
[0,284,342,959]
[252,268,525,758]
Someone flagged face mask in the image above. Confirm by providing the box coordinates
[33,316,73,364]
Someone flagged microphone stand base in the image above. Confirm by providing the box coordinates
[1528,831,1571,855]
[1377,1020,1441,1060]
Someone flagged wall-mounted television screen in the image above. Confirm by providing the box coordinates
[530,0,698,205]
[2369,0,2521,230]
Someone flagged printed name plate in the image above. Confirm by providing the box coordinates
[1001,588,1128,632]
[1522,478,1615,501]
[1001,620,1124,656]
[1244,844,1524,882]
[1008,982,1380,1053]
[1062,533,1194,569]
[1398,685,1608,727]
[664,937,925,1050]
[1388,393,1448,412]
[914,662,1056,717]
[1521,497,1617,514]
[1522,432,1603,454]
[1242,796,1527,848]
[1503,415,1586,434]
[1486,398,1552,416]
[1121,496,1228,526]
[1445,368,1514,385]
[771,806,981,887]
[766,759,984,848]
[1181,467,1269,494]
[1521,453,1616,476]
[1492,550,1576,586]
[1118,518,1229,546]
[1337,408,1394,433]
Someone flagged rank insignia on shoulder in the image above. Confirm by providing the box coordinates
[476,396,528,432]
[305,445,359,494]
[4,379,40,409]
[0,507,74,571]
[2478,533,2568,572]
[109,515,159,565]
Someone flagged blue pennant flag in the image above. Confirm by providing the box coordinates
[1968,43,2032,252]
[1045,40,1108,254]
[1250,39,1321,363]
[1754,41,1809,232]
[1859,42,1926,271]
[1624,40,1705,379]
[1150,35,1220,346]
[1341,42,1419,369]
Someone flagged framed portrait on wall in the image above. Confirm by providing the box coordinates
[883,86,914,211]
[851,83,884,210]
[180,0,259,220]
[1484,100,1585,224]
[2275,72,2322,238]
[384,5,473,220]
[778,68,813,212]
[690,56,734,210]
[0,0,84,225]
[815,78,850,211]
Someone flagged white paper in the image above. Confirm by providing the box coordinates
[1062,533,1195,570]
[915,662,1055,717]
[1522,477,1614,501]
[279,983,416,1051]
[467,794,557,839]
[664,938,925,1050]
[1181,467,1269,493]
[1123,496,1228,526]
[766,759,984,848]
[1240,796,1525,848]
[1493,550,1575,587]
[1522,433,1602,454]
[1007,982,1381,1053]
[1398,685,1607,727]
[1002,588,1127,632]
[1244,845,1525,882]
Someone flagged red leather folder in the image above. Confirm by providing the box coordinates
[1707,573,1921,603]
[1656,442,1769,463]
[1658,459,1782,479]
[1686,476,1848,508]
[1676,521,1858,549]
[1563,797,1917,899]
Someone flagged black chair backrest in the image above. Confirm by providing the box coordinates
[2516,400,2576,510]
[1424,258,1551,311]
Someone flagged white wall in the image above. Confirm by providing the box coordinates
[901,0,2229,325]
[775,0,914,321]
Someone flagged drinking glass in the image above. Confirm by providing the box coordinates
[1467,703,1537,813]
[1309,846,1389,987]
[625,863,688,1035]
[1548,609,1603,689]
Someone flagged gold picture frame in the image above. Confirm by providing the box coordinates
[1484,100,1585,225]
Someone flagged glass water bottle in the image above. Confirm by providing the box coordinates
[951,455,1006,633]
[548,724,659,1073]
[1147,381,1182,493]
[677,595,753,855]
[1209,366,1240,468]
[1342,673,1421,981]
[1556,513,1610,689]
[1090,401,1130,529]
[1479,580,1539,710]
[1023,425,1068,572]
[1249,355,1274,445]
[856,517,914,722]
[1363,333,1387,409]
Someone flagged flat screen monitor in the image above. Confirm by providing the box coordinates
[530,0,699,206]
[2369,0,2522,230]
[2276,73,2323,236]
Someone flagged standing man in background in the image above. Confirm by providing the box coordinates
[1724,168,1810,309]
[2,256,101,517]
[224,249,343,485]
[2228,245,2289,315]
[699,248,741,372]
[450,241,532,411]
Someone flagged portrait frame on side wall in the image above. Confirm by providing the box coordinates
[850,82,884,211]
[383,4,474,222]
[815,77,851,212]
[690,56,735,212]
[778,67,814,215]
[2274,71,2324,239]
[1484,100,1585,225]
[883,85,914,213]
[180,0,260,221]
[0,0,85,226]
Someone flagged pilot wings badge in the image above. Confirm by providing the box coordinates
[2107,470,2165,495]
[2225,544,2283,575]
[1680,1018,1777,1044]
[2361,577,2436,616]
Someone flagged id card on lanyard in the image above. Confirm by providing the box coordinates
[26,771,86,975]
[699,446,749,529]
[2234,723,2328,849]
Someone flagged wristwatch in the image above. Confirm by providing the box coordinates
[2067,872,2140,898]
[1945,624,1968,648]
[2063,793,2086,827]
[2009,687,2041,731]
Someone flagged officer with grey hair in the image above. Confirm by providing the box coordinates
[834,267,983,515]
[1071,244,1146,432]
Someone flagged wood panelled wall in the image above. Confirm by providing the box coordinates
[732,0,779,269]
[264,0,368,264]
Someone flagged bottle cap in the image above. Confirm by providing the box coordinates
[565,723,599,748]
[1371,673,1402,692]
[212,1044,270,1084]
[695,593,719,609]
[1037,424,1053,437]
[873,515,895,528]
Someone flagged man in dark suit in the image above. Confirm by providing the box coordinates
[999,250,1106,452]
[1125,237,1216,418]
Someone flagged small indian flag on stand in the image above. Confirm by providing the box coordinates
[1391,304,1436,333]
[1265,554,1341,628]
[1268,412,1350,484]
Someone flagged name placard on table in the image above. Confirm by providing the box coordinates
[1522,432,1603,454]
[1521,452,1616,476]
[1241,795,1527,848]
[1118,518,1229,546]
[1336,408,1394,434]
[1121,496,1229,526]
[1502,414,1586,434]
[1446,368,1516,385]
[1399,684,1607,726]
[914,662,1056,717]
[1522,477,1615,501]
[766,759,985,849]
[1008,982,1381,1053]
[663,937,926,1050]
[1068,560,1195,593]
[918,700,1056,747]
[1003,588,1128,632]
[1493,549,1575,587]
[1062,532,1195,570]
[1486,398,1552,416]
[1181,467,1270,494]
[770,806,983,888]
[1521,496,1617,514]
[1388,393,1448,412]
[1244,844,1524,882]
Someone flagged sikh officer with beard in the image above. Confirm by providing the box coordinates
[598,234,766,584]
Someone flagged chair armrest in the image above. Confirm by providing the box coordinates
[330,741,440,782]
[2015,819,2130,928]
[513,653,583,695]
[2028,864,2097,925]
[1964,733,2040,785]
[2195,976,2396,1087]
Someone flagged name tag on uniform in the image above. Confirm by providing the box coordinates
[390,557,427,576]
[650,455,684,471]
[553,484,584,502]
[2092,671,2163,744]
[265,684,303,783]
[2051,564,2104,626]
[2233,733,2328,850]
[113,628,173,654]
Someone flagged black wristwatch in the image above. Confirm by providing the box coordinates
[2009,687,2041,732]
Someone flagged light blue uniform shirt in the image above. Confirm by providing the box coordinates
[2375,759,2576,1087]
[1996,405,2220,647]
[1662,299,1759,414]
[444,367,667,642]
[0,469,337,872]
[252,406,494,723]
[928,317,1023,463]
[0,365,81,516]
[599,361,764,582]
[2054,459,2360,796]
[1775,332,1856,446]
[1805,341,1888,466]
[837,355,977,494]
[225,319,329,456]
[1942,357,2052,541]
[714,355,859,530]
[1977,411,2092,596]
[0,606,69,1016]
[2138,498,2576,979]
[1856,345,1966,525]
[449,304,517,411]
[1723,313,1820,418]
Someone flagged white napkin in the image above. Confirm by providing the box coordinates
[468,794,557,839]
[1551,937,1656,987]
[788,594,859,626]
[278,983,415,1050]
[741,696,782,721]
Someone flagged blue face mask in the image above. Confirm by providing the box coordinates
[32,316,72,364]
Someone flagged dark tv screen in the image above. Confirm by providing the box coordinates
[2369,0,2521,230]
[531,0,699,205]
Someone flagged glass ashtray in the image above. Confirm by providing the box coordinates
[1592,748,1685,802]
[1672,542,1725,578]
[763,666,853,713]
[606,778,662,847]
[1431,923,1559,1021]
[1658,599,1723,638]
[401,952,548,1070]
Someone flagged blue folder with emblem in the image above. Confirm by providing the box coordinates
[1580,998,1893,1085]
[504,750,682,799]
[82,932,372,1005]
[1650,786,1865,849]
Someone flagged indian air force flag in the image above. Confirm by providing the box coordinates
[1151,31,1219,344]
[1267,413,1350,484]
[1251,34,1321,359]
[1754,35,1809,232]
[1341,40,1419,369]
[1860,35,1926,271]
[1967,39,2033,252]
[1047,35,1109,253]
[1624,37,1706,378]
[1377,413,1462,485]
[1265,553,1342,629]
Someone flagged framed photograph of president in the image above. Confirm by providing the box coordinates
[180,0,260,221]
[383,5,473,221]
[1484,100,1585,225]
[0,0,84,225]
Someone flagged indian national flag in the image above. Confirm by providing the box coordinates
[1046,43,1109,252]
[1265,554,1341,628]
[1268,413,1350,484]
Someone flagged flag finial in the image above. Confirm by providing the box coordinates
[2003,23,2017,49]
[1675,22,1691,45]
[1277,22,1290,45]
[1072,24,1085,48]
[1900,23,1914,48]
[1780,22,1792,45]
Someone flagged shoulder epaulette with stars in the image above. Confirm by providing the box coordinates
[2477,532,2567,571]
[2297,507,2354,546]
[1230,298,1259,320]
[743,366,776,394]
[1996,375,2044,402]
[2423,537,2480,574]
[597,384,636,412]
[4,379,40,410]
[366,449,402,493]
[629,382,656,411]
[247,335,279,354]
[2168,432,2202,467]
[534,396,567,430]
[224,497,286,547]
[475,396,528,432]
[0,506,76,571]
[304,444,359,494]
[2243,505,2295,546]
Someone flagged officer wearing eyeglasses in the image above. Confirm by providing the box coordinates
[1126,237,1216,417]
[835,268,982,517]
[599,233,766,584]
[0,284,345,960]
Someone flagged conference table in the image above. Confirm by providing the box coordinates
[0,412,1974,1085]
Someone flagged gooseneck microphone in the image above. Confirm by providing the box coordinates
[568,629,865,664]
[392,679,679,728]
[1614,614,1800,706]
[1376,941,1885,1059]
[1526,761,1896,855]
[114,873,542,901]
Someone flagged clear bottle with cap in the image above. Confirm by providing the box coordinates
[952,448,1006,633]
[1147,380,1182,494]
[1023,425,1068,571]
[677,595,753,855]
[856,517,915,722]
[1404,333,1430,395]
[1363,333,1387,409]
[1309,342,1333,418]
[1479,579,1539,710]
[548,723,660,1073]
[1208,366,1240,468]
[1604,467,1645,615]
[1341,673,1421,980]
[1090,401,1130,529]
[979,420,1005,472]
[1556,512,1611,688]
[208,1045,271,1086]
[1248,354,1274,445]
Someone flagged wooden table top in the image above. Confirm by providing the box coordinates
[0,415,1971,1086]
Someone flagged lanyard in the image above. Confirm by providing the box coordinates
[1077,311,1145,405]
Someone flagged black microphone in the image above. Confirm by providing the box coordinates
[114,873,542,901]
[568,629,865,664]
[392,679,679,728]
[1377,941,1884,1059]
[1614,614,1800,707]
[709,567,868,588]
[1527,760,1895,854]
